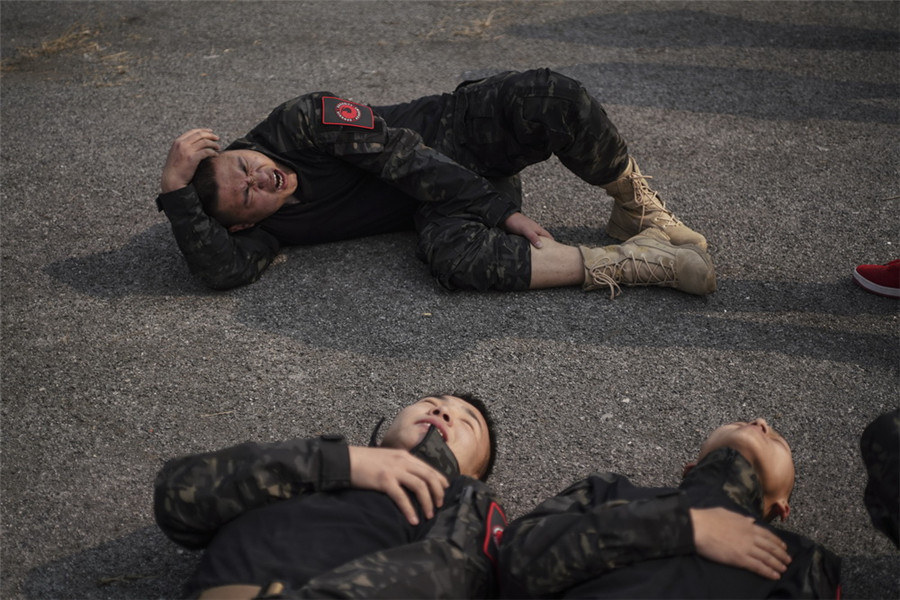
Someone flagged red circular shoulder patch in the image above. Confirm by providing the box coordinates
[336,102,361,123]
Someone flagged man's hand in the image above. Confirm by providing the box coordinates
[503,212,554,248]
[160,128,220,193]
[348,446,449,526]
[690,507,792,580]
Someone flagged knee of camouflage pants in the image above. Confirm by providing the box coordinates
[453,68,629,183]
[415,217,531,291]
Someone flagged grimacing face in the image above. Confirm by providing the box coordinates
[211,149,298,229]
[698,418,795,521]
[381,396,491,479]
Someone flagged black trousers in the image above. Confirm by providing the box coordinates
[381,69,629,291]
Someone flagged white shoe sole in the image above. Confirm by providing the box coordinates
[853,269,900,298]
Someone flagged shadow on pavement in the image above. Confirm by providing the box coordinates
[44,223,210,299]
[22,526,196,600]
[507,10,899,52]
[460,61,898,124]
[45,227,898,369]
[464,11,900,124]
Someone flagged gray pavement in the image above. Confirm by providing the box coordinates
[1,1,898,597]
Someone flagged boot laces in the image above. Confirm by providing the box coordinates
[627,173,682,230]
[622,251,677,286]
[585,268,622,299]
[588,252,677,293]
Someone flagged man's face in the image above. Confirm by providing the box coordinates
[698,419,795,518]
[211,149,298,229]
[381,395,491,479]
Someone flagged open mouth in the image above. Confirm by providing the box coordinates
[418,419,448,441]
[273,170,284,191]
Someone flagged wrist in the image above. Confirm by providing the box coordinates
[161,177,188,194]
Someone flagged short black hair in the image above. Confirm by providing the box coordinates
[447,392,498,482]
[191,156,227,224]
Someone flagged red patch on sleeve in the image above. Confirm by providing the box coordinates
[482,501,507,567]
[321,96,375,129]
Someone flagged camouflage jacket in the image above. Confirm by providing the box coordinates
[154,427,505,598]
[156,89,519,290]
[499,448,841,599]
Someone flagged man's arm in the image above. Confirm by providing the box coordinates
[153,436,351,549]
[498,473,694,598]
[157,186,280,290]
[154,441,451,550]
[498,472,791,598]
[157,129,280,290]
[293,478,505,599]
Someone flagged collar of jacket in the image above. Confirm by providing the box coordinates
[679,447,765,518]
[410,425,460,480]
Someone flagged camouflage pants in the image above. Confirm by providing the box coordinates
[409,68,630,291]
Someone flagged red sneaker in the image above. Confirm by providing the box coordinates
[853,260,900,298]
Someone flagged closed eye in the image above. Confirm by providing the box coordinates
[239,158,250,205]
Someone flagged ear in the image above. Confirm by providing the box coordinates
[227,223,255,232]
[682,462,697,478]
[771,500,790,522]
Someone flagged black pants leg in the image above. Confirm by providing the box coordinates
[416,69,629,291]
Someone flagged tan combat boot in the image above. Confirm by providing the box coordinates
[603,156,708,249]
[580,229,716,298]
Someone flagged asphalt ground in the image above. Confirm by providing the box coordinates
[1,1,898,598]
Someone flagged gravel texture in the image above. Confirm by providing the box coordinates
[2,1,898,598]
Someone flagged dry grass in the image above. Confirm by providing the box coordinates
[1,24,100,71]
[1,23,136,86]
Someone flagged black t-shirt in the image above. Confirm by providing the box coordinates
[243,95,450,246]
[184,488,426,595]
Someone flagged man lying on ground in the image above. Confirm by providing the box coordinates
[157,68,715,298]
[498,418,841,598]
[154,393,506,599]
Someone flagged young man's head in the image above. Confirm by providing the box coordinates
[192,149,298,231]
[691,418,795,522]
[380,394,496,481]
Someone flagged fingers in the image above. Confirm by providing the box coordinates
[388,457,448,525]
[691,507,793,581]
[171,129,220,155]
[747,526,791,579]
[179,128,220,153]
[348,446,449,526]
[400,456,448,519]
[176,128,218,142]
[384,481,420,526]
[161,129,222,192]
[399,470,436,524]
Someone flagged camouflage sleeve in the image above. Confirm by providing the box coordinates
[156,186,280,290]
[292,478,506,599]
[153,436,350,550]
[298,93,519,228]
[498,472,694,598]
